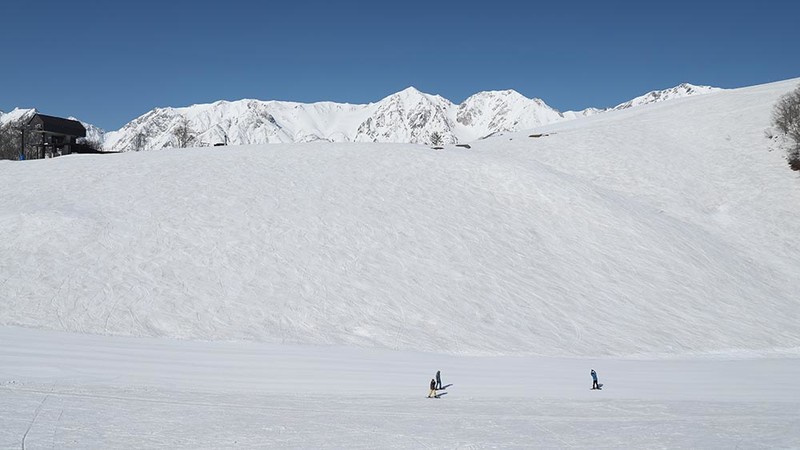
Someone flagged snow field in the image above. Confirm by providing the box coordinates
[1,327,799,448]
[1,79,799,357]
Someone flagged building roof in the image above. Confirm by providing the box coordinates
[28,114,87,137]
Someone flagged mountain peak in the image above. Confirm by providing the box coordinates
[385,86,441,103]
[492,89,524,97]
[466,89,525,100]
[398,86,422,95]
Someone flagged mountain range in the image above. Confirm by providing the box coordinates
[1,83,720,152]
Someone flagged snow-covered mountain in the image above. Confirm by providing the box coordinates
[354,87,458,144]
[103,87,465,151]
[4,83,719,152]
[103,83,721,151]
[0,107,35,126]
[69,117,106,144]
[560,83,721,118]
[562,107,608,120]
[613,83,721,110]
[455,89,564,141]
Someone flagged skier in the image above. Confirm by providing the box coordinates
[591,369,600,390]
[435,370,442,390]
[428,378,438,398]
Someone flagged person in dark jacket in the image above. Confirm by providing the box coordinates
[591,369,599,389]
[436,370,442,389]
[428,378,438,398]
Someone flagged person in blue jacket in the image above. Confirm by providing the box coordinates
[591,369,600,389]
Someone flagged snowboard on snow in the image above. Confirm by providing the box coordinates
[591,383,604,390]
[427,383,453,398]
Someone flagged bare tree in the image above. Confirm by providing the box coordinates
[172,117,195,149]
[0,122,31,160]
[132,132,148,152]
[0,123,19,160]
[76,137,104,153]
[773,86,800,170]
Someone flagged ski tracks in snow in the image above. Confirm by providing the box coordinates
[20,394,48,450]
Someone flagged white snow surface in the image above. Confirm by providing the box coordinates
[1,77,799,358]
[2,78,800,448]
[1,326,799,448]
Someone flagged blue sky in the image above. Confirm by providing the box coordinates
[3,0,799,130]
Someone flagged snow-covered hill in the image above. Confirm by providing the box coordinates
[103,83,719,151]
[1,78,797,357]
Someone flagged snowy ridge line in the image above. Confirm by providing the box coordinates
[99,83,721,150]
[612,83,721,110]
[2,83,721,151]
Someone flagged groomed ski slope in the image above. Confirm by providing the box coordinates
[1,326,799,448]
[1,78,799,357]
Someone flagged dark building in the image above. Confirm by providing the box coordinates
[25,114,87,158]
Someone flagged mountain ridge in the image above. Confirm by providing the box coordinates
[2,83,722,153]
[103,82,721,151]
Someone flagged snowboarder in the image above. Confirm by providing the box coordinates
[591,369,600,390]
[435,370,442,389]
[428,378,437,398]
